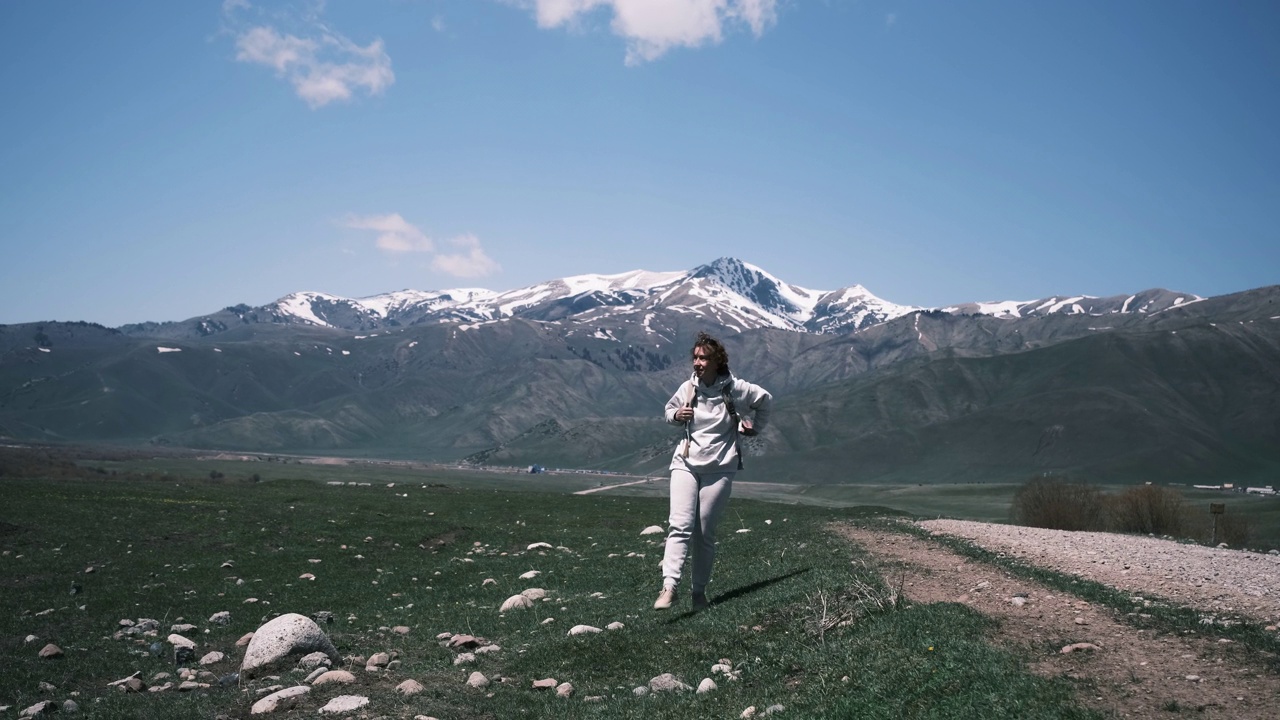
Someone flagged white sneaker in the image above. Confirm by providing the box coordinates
[653,587,677,610]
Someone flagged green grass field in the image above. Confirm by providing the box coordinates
[1,458,1103,719]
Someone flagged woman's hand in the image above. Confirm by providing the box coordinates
[675,406,694,423]
[739,419,757,436]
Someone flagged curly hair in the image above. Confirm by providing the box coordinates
[692,331,730,375]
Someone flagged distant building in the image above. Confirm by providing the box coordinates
[1244,486,1276,495]
[528,464,545,474]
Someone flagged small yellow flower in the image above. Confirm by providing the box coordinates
[928,646,934,651]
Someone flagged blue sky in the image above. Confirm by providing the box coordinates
[1,1,1277,326]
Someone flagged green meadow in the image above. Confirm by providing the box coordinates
[1,456,1104,719]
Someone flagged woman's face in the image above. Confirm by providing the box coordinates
[692,345,719,383]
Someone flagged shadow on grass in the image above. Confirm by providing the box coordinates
[664,568,812,622]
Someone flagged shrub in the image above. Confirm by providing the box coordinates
[1009,475,1106,531]
[1109,485,1186,536]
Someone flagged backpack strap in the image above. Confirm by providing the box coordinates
[722,380,744,470]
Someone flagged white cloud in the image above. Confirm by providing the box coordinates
[885,13,897,28]
[232,14,393,108]
[432,15,446,33]
[344,216,501,279]
[525,0,778,64]
[345,213,433,253]
[432,235,501,278]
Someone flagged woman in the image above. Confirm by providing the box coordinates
[655,331,772,610]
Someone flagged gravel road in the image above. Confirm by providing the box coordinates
[917,519,1280,626]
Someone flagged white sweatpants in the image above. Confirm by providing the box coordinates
[661,467,734,593]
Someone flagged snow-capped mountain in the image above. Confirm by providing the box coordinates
[189,257,1202,339]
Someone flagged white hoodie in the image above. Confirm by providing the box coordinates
[664,372,772,472]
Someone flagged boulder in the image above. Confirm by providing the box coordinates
[240,614,340,679]
[318,695,368,714]
[250,686,310,714]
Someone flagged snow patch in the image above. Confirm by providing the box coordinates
[38,347,51,353]
[157,347,182,353]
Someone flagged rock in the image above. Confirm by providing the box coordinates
[500,595,534,612]
[649,673,692,693]
[741,707,757,718]
[1073,617,1088,625]
[208,611,231,626]
[606,622,625,631]
[123,677,146,693]
[482,578,496,586]
[298,651,332,670]
[37,644,63,659]
[218,672,239,687]
[1010,597,1027,607]
[584,695,605,702]
[311,670,356,686]
[466,672,489,689]
[366,652,391,671]
[318,695,368,714]
[312,611,334,624]
[303,667,327,684]
[532,678,558,690]
[520,588,548,600]
[519,570,541,579]
[240,614,340,679]
[297,573,315,581]
[171,623,197,633]
[236,632,254,647]
[697,678,717,694]
[19,701,57,717]
[555,682,574,698]
[1186,675,1201,682]
[633,686,649,696]
[392,625,410,635]
[61,700,78,714]
[1060,643,1101,654]
[527,542,553,550]
[177,681,200,691]
[765,704,786,715]
[446,634,479,649]
[168,634,196,649]
[568,625,602,636]
[397,679,425,695]
[25,634,39,644]
[476,644,501,655]
[640,525,664,535]
[453,653,476,665]
[250,685,310,714]
[199,651,225,665]
[38,682,56,693]
[175,646,195,665]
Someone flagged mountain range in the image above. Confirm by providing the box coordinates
[3,257,1278,486]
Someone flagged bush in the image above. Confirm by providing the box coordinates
[1109,485,1186,536]
[1009,475,1106,531]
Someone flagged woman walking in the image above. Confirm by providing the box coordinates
[655,331,772,610]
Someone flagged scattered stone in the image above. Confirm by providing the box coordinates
[584,695,605,702]
[765,704,786,715]
[500,595,534,612]
[297,573,315,581]
[19,701,57,717]
[556,682,574,698]
[311,670,356,686]
[123,678,146,693]
[436,632,453,640]
[541,618,555,625]
[318,695,368,714]
[37,644,63,659]
[482,578,496,586]
[640,525,664,535]
[366,652,391,671]
[1010,597,1028,607]
[168,634,196,649]
[1186,675,1201,682]
[520,588,548,600]
[649,673,692,693]
[396,679,425,696]
[568,625,602,636]
[240,614,340,679]
[38,682,56,693]
[298,652,332,670]
[303,667,327,684]
[392,625,411,635]
[466,672,490,689]
[236,632,255,647]
[25,635,39,644]
[312,611,334,625]
[697,678,717,694]
[177,681,200,692]
[171,623,197,633]
[741,707,757,718]
[199,651,226,666]
[250,685,310,714]
[218,673,239,687]
[208,611,231,626]
[532,678,558,690]
[633,686,649,697]
[527,542,553,550]
[1073,617,1088,625]
[61,700,78,714]
[1060,643,1101,654]
[519,570,541,579]
[476,644,501,655]
[453,653,476,665]
[606,622,625,631]
[446,634,479,649]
